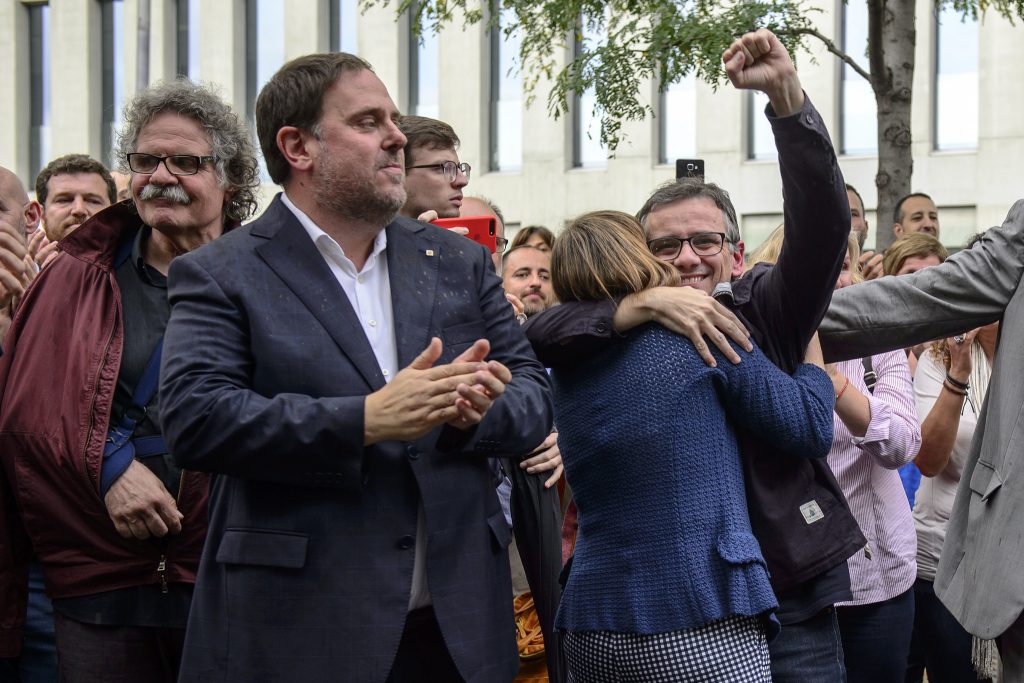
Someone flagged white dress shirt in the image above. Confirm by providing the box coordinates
[281,193,431,610]
[281,192,397,380]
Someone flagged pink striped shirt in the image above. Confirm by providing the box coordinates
[828,351,921,606]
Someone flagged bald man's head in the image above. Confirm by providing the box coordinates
[460,196,505,272]
[0,167,28,204]
[0,167,41,237]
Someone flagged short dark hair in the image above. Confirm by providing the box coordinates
[845,183,864,212]
[636,178,740,249]
[510,225,555,251]
[893,192,934,224]
[35,154,116,205]
[399,115,460,165]
[502,244,548,268]
[255,52,374,184]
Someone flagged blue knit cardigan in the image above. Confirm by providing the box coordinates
[553,324,834,635]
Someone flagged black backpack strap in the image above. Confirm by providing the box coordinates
[862,356,877,394]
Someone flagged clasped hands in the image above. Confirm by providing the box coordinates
[364,337,511,445]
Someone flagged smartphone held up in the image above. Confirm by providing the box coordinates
[432,215,498,253]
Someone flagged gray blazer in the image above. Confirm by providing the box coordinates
[819,200,1024,638]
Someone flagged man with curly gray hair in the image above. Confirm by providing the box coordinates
[0,79,257,683]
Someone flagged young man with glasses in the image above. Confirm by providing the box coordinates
[398,115,470,222]
[526,29,864,683]
[0,80,259,682]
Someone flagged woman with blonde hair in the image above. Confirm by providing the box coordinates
[749,226,922,683]
[548,210,836,681]
[883,233,949,277]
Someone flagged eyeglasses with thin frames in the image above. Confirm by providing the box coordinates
[647,232,729,260]
[404,160,472,183]
[126,153,217,176]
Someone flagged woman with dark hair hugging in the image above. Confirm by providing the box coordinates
[548,210,836,682]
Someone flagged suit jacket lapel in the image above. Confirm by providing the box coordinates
[254,197,387,391]
[386,219,439,368]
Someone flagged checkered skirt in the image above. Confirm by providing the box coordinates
[562,614,771,682]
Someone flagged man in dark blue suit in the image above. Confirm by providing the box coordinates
[158,52,553,683]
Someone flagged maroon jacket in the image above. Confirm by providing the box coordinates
[0,202,208,656]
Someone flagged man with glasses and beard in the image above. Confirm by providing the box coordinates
[0,80,258,683]
[157,53,551,683]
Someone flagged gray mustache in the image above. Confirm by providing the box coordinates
[139,184,192,205]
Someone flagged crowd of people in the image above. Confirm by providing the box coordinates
[0,26,1022,683]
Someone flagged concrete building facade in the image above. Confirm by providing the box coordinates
[1,0,1021,251]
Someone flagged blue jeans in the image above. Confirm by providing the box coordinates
[769,606,847,683]
[0,562,58,683]
[837,587,915,683]
[906,578,990,683]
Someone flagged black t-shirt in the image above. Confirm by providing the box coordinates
[54,226,191,628]
[108,225,180,494]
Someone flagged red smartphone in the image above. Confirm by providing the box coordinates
[432,216,498,253]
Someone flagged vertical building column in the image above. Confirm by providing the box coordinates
[148,0,177,83]
[359,4,406,110]
[284,0,327,61]
[49,0,102,159]
[201,0,245,115]
[122,0,140,103]
[438,5,485,164]
[0,2,31,183]
[974,15,1024,228]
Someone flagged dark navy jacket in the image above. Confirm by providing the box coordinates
[160,197,553,683]
[553,325,833,634]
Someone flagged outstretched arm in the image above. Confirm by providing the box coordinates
[820,200,1024,362]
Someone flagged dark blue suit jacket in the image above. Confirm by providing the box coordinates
[159,196,553,682]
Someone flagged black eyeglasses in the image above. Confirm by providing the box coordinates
[647,232,728,260]
[405,161,472,183]
[496,236,509,254]
[126,153,216,176]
